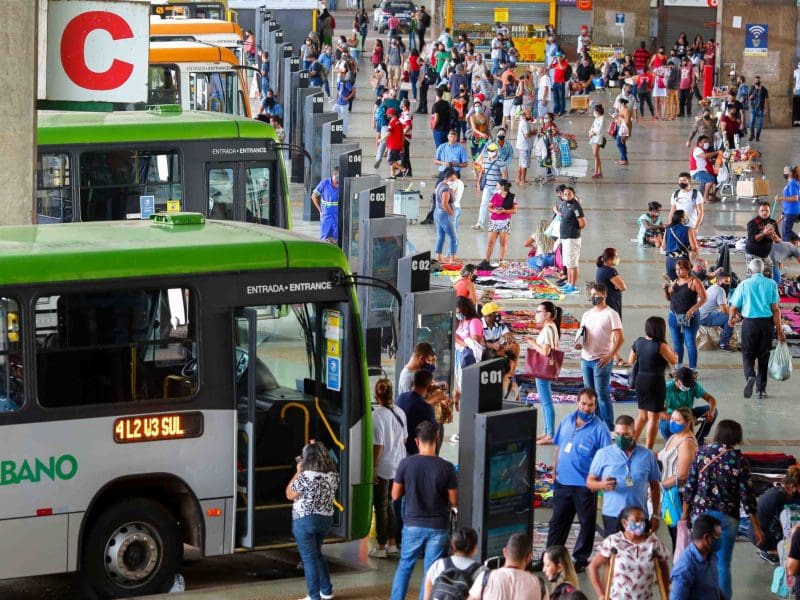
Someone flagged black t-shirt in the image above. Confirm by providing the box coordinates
[559,200,584,239]
[396,390,436,455]
[394,454,457,529]
[749,86,769,111]
[757,486,792,544]
[596,264,622,314]
[790,527,800,599]
[432,99,452,132]
[632,336,668,376]
[746,216,777,258]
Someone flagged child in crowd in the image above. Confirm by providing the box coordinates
[637,201,665,247]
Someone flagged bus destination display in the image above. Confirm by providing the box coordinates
[114,412,203,443]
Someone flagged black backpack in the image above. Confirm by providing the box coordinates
[429,557,481,600]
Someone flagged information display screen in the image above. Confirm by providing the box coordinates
[114,412,203,443]
[367,234,403,326]
[484,440,532,558]
[416,312,453,391]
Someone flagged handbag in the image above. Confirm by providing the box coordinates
[660,484,681,526]
[607,120,617,137]
[599,136,607,148]
[525,346,564,380]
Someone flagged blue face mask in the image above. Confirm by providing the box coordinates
[710,536,722,553]
[625,521,646,536]
[577,410,594,422]
[456,313,465,321]
[422,363,436,373]
[669,421,687,434]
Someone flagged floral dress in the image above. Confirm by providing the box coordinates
[599,532,668,600]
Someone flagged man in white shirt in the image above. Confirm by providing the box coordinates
[515,108,535,185]
[613,83,638,114]
[669,171,705,230]
[698,271,735,351]
[537,65,551,118]
[490,33,504,75]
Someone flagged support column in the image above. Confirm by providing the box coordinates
[719,0,796,128]
[0,0,37,225]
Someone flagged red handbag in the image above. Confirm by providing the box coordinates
[525,347,564,380]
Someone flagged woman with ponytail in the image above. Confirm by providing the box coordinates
[526,301,562,444]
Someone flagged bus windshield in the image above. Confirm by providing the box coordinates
[148,65,246,116]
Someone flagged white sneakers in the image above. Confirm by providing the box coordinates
[369,545,399,558]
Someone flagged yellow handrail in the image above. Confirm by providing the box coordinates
[314,397,345,451]
[280,402,310,444]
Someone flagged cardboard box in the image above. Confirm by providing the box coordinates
[570,95,591,110]
[737,179,770,197]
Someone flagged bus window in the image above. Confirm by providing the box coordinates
[208,167,235,220]
[36,153,73,223]
[0,298,23,413]
[245,166,270,224]
[189,71,238,114]
[148,65,180,106]
[79,150,182,221]
[35,288,197,407]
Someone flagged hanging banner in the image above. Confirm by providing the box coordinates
[494,8,509,22]
[744,24,768,57]
[511,37,546,63]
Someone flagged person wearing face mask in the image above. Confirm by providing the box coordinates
[697,271,735,351]
[453,264,478,304]
[260,88,283,119]
[747,76,769,142]
[472,143,508,231]
[775,165,800,243]
[483,179,517,267]
[669,514,723,599]
[480,302,510,353]
[750,466,800,565]
[588,104,605,178]
[310,167,340,243]
[665,258,707,372]
[398,342,437,394]
[669,172,705,231]
[532,388,609,574]
[468,99,490,164]
[541,546,579,595]
[685,111,717,147]
[745,201,781,278]
[718,105,740,150]
[688,137,718,202]
[682,419,764,599]
[629,316,679,450]
[661,210,699,281]
[587,415,662,539]
[588,506,669,600]
[657,407,698,550]
[524,301,562,444]
[661,367,717,445]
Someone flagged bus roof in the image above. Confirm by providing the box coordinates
[149,40,240,65]
[0,218,349,285]
[37,109,276,146]
[150,17,243,39]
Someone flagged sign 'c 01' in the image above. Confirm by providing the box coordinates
[46,0,150,103]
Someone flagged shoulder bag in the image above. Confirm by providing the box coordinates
[607,120,618,137]
[525,324,563,380]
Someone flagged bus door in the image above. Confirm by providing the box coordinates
[233,301,350,548]
[207,162,271,225]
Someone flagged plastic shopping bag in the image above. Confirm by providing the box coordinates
[673,520,691,564]
[768,342,792,381]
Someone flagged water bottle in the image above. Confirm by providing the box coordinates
[169,573,185,593]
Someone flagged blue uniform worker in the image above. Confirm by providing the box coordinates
[312,170,340,242]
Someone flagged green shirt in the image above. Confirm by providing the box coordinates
[665,380,707,413]
[435,51,449,72]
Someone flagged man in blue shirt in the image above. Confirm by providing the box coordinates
[533,388,610,573]
[433,130,469,179]
[670,514,722,599]
[728,257,785,399]
[310,168,340,243]
[396,370,437,456]
[335,78,356,137]
[587,414,661,537]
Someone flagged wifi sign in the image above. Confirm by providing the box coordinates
[745,23,768,57]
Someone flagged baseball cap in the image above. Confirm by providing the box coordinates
[487,142,499,152]
[475,93,486,103]
[386,108,396,115]
[481,302,501,316]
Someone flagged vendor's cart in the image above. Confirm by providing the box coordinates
[534,135,587,184]
[716,148,766,203]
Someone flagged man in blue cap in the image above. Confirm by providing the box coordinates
[311,167,340,243]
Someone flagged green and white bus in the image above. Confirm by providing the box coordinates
[36,108,291,228]
[0,214,372,598]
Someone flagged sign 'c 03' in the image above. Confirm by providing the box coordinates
[0,455,78,486]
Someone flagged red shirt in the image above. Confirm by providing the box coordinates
[651,54,666,68]
[386,116,404,151]
[551,58,569,84]
[409,54,420,72]
[637,72,655,93]
[633,48,651,71]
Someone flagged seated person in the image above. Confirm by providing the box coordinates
[691,256,723,285]
[659,367,717,445]
[698,271,735,351]
[770,240,800,284]
[689,135,719,201]
[481,302,510,354]
[749,466,800,565]
[637,201,665,247]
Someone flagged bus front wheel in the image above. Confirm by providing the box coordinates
[81,497,181,599]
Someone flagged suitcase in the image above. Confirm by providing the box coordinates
[393,190,421,223]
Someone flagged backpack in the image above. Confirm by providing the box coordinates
[672,188,699,205]
[429,557,480,600]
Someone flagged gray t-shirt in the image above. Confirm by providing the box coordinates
[771,241,800,265]
[397,367,414,395]
[698,283,727,317]
[387,45,402,66]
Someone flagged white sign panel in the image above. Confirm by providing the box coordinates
[46,0,150,103]
[663,0,712,6]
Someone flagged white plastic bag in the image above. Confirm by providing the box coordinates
[768,342,792,381]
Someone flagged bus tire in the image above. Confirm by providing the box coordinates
[80,497,181,599]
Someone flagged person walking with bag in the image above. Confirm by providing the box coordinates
[483,179,517,267]
[286,441,340,600]
[681,419,765,599]
[629,316,678,450]
[525,301,563,444]
[432,168,458,265]
[589,104,605,178]
[657,407,698,551]
[370,378,407,558]
[665,259,706,373]
[661,210,698,280]
[615,97,631,166]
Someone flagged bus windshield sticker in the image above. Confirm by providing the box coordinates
[324,310,342,391]
[166,200,181,213]
[326,356,341,392]
[324,311,340,340]
[140,195,156,219]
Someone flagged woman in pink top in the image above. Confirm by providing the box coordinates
[454,296,485,402]
[484,179,518,267]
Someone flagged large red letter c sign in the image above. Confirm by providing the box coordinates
[60,11,134,91]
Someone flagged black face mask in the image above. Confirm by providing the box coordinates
[498,135,506,141]
[679,182,689,189]
[785,174,791,180]
[720,283,731,292]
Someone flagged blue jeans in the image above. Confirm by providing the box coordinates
[536,378,554,436]
[616,133,628,162]
[433,129,447,149]
[491,58,500,74]
[668,311,700,369]
[553,82,565,115]
[581,358,614,430]
[750,110,764,139]
[699,311,734,347]
[695,510,738,599]
[410,70,419,100]
[660,404,714,445]
[453,207,462,249]
[782,213,800,243]
[390,525,449,600]
[292,514,334,600]
[434,208,457,256]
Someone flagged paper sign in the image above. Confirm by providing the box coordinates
[166,200,181,213]
[494,8,509,22]
[325,313,341,339]
[139,195,155,219]
[326,356,341,391]
[327,339,340,357]
[732,16,742,29]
